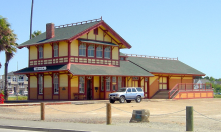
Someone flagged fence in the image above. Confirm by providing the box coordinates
[0,102,220,131]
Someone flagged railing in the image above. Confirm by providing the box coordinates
[18,79,24,82]
[125,54,178,60]
[168,83,213,99]
[70,56,119,66]
[55,17,102,28]
[29,56,69,67]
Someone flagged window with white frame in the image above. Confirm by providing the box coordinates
[7,76,11,79]
[39,46,43,59]
[38,74,43,94]
[118,77,122,89]
[79,77,85,93]
[13,76,16,82]
[88,45,94,57]
[79,43,86,56]
[106,77,110,91]
[53,43,58,57]
[53,73,59,94]
[104,46,110,59]
[18,76,24,82]
[101,77,104,91]
[96,46,103,58]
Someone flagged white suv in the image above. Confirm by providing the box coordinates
[108,87,144,103]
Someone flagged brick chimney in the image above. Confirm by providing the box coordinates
[46,23,55,39]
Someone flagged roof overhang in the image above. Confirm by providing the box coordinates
[150,72,205,76]
[78,39,118,46]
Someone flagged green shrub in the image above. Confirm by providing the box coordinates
[8,96,28,100]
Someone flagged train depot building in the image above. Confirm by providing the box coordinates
[15,18,213,100]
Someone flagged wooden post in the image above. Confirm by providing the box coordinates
[41,103,45,120]
[106,103,111,125]
[186,106,193,131]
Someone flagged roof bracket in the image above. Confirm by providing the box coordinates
[127,77,131,81]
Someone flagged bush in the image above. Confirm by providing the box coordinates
[8,96,28,100]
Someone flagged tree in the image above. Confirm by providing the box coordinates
[204,76,209,80]
[0,16,17,101]
[209,76,215,82]
[31,30,41,38]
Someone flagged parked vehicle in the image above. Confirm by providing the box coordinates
[23,91,28,96]
[108,87,144,103]
[8,91,14,96]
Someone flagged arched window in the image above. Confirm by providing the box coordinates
[53,43,58,57]
[88,45,94,57]
[104,46,110,59]
[79,43,86,56]
[96,46,103,58]
[39,46,43,59]
[53,73,59,94]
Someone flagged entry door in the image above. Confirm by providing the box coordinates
[87,80,92,100]
[159,77,168,90]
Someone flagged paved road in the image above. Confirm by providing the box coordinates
[0,128,40,132]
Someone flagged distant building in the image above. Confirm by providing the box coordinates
[1,71,28,94]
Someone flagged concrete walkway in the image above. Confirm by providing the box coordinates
[0,119,176,132]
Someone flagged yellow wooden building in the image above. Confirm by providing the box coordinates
[14,17,213,100]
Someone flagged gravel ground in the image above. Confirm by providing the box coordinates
[0,98,221,132]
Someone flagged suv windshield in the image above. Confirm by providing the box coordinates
[117,88,126,92]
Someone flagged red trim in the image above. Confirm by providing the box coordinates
[92,76,94,99]
[28,75,30,100]
[151,72,205,76]
[68,74,71,100]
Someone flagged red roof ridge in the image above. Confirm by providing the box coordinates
[126,54,178,60]
[55,17,102,28]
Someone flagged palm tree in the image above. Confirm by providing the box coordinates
[0,16,17,101]
[31,30,41,38]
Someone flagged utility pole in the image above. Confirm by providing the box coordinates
[30,0,34,39]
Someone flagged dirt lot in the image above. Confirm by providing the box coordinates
[0,98,221,132]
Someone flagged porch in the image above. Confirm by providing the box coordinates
[168,83,213,99]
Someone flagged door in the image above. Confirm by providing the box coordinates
[125,88,132,99]
[87,80,92,100]
[159,77,168,90]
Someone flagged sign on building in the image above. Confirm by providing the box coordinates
[34,67,47,71]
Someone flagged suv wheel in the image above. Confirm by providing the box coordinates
[109,99,115,103]
[135,96,141,103]
[119,96,125,103]
[126,100,131,103]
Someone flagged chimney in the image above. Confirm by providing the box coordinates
[46,23,55,39]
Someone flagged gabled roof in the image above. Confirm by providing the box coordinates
[69,61,153,76]
[18,20,131,49]
[128,56,205,76]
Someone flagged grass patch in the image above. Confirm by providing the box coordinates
[8,96,28,100]
[214,95,221,98]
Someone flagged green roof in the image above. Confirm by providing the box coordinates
[128,57,205,75]
[69,61,153,76]
[13,65,68,74]
[18,21,100,47]
[78,39,117,46]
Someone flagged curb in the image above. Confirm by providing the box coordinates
[0,125,90,132]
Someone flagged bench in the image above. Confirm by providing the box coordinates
[73,93,86,100]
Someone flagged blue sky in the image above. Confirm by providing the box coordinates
[0,0,220,78]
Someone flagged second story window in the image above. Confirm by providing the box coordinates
[96,46,103,58]
[88,45,94,57]
[104,46,110,59]
[7,76,11,80]
[79,43,86,56]
[18,76,24,82]
[13,76,16,82]
[38,45,43,59]
[38,74,43,94]
[53,43,58,57]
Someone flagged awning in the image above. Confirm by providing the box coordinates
[13,65,68,74]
